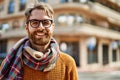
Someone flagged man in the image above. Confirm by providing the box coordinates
[0,1,78,80]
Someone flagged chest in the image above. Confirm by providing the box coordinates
[23,60,67,80]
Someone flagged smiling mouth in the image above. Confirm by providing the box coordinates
[36,32,46,38]
[37,32,45,36]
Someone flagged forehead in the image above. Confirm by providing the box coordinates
[29,9,51,20]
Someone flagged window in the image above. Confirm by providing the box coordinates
[90,19,97,25]
[79,0,88,3]
[0,23,10,31]
[0,40,7,64]
[57,14,85,26]
[60,0,68,3]
[112,50,117,62]
[38,0,47,2]
[0,24,2,30]
[109,26,120,32]
[87,45,98,64]
[19,0,26,11]
[67,14,75,26]
[8,0,15,14]
[111,41,119,62]
[0,3,4,12]
[12,20,20,29]
[58,14,75,26]
[57,14,67,26]
[76,15,84,24]
[73,0,79,2]
[41,0,47,2]
[73,0,88,3]
[87,44,98,64]
[86,37,98,64]
[89,0,95,2]
[60,42,80,66]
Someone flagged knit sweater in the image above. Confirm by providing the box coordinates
[23,52,78,80]
[0,52,78,80]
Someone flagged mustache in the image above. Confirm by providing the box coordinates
[34,29,48,35]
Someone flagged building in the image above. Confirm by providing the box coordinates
[0,0,120,71]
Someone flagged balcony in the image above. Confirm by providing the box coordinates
[0,28,26,39]
[55,23,120,40]
[0,23,120,40]
[89,2,120,26]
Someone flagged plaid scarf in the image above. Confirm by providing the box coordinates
[23,40,59,72]
[0,37,59,80]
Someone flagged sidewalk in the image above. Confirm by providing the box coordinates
[78,70,120,80]
[77,66,120,72]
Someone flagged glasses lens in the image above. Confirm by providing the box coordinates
[28,19,53,28]
[30,20,39,28]
[42,20,52,27]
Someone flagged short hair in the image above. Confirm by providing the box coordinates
[25,2,54,23]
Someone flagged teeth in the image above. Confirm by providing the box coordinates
[36,33,44,36]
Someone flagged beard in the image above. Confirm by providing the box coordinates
[28,29,52,46]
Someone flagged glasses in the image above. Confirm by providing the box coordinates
[26,19,53,28]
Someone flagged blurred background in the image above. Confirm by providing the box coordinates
[0,0,120,80]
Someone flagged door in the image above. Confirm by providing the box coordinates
[102,44,109,65]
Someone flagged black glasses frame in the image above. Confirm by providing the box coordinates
[26,19,53,28]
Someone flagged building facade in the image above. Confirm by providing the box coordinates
[0,0,120,71]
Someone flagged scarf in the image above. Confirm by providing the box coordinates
[0,37,60,80]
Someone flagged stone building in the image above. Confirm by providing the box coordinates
[0,0,120,71]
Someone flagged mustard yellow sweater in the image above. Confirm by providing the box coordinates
[23,52,78,80]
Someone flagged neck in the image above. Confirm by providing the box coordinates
[30,42,50,52]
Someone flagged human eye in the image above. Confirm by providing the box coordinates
[30,20,39,27]
[42,20,51,27]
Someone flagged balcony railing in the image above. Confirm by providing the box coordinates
[0,28,26,39]
[0,23,120,40]
[55,23,120,40]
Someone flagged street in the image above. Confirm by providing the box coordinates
[78,71,120,80]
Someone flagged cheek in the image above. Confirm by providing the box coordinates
[26,24,35,34]
[47,27,54,35]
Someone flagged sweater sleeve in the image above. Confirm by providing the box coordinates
[60,53,78,80]
[70,59,78,80]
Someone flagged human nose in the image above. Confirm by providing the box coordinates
[38,22,45,29]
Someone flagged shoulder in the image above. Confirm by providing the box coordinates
[58,52,78,80]
[59,52,76,66]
